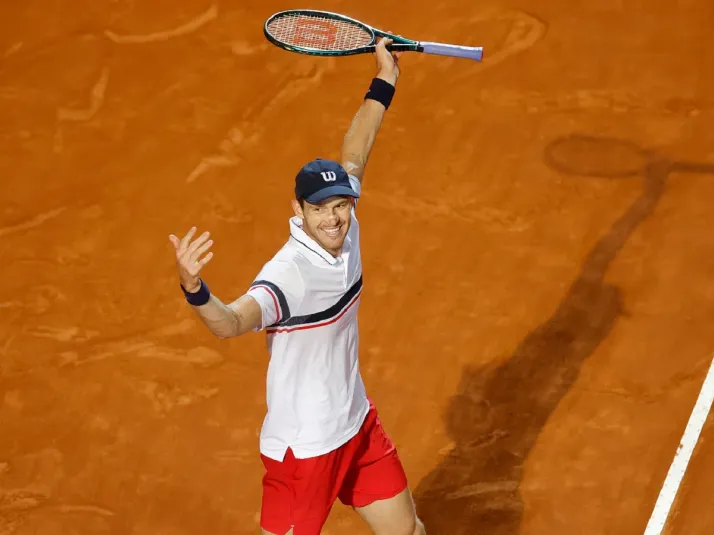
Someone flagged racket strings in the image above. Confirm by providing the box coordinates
[267,14,372,51]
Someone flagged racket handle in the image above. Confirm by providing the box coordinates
[421,41,483,61]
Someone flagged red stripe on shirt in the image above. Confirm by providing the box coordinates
[251,285,281,323]
[266,290,361,334]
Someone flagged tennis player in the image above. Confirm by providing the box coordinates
[169,38,424,535]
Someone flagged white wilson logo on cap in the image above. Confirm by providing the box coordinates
[320,171,337,182]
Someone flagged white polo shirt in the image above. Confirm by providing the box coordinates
[246,176,370,461]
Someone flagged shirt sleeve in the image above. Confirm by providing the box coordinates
[246,259,305,331]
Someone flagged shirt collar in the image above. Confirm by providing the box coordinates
[289,216,340,265]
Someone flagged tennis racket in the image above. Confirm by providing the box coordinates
[264,9,484,61]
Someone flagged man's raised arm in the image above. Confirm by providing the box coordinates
[341,38,402,183]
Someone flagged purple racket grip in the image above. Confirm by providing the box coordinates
[421,41,483,61]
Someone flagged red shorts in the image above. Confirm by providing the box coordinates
[260,402,408,535]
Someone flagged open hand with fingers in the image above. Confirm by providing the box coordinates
[168,227,214,293]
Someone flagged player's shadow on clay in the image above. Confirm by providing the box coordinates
[413,134,714,535]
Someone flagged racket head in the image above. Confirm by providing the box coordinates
[263,10,417,56]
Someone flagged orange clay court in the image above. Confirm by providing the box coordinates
[2,1,714,534]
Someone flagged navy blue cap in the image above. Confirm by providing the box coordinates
[295,158,360,204]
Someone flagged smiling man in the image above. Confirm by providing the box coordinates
[290,157,358,257]
[168,38,424,535]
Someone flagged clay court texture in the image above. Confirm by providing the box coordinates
[2,1,714,534]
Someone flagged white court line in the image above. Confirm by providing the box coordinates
[643,356,714,535]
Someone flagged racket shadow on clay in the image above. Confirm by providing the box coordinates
[413,134,714,535]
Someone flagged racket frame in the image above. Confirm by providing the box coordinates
[263,9,423,57]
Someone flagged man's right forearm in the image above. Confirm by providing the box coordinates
[190,295,241,339]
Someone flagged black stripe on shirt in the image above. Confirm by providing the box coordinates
[251,280,291,321]
[271,275,362,329]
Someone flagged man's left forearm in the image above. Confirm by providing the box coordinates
[341,94,390,180]
[341,36,401,182]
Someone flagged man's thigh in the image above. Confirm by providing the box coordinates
[261,447,347,535]
[355,487,424,535]
[338,404,414,532]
